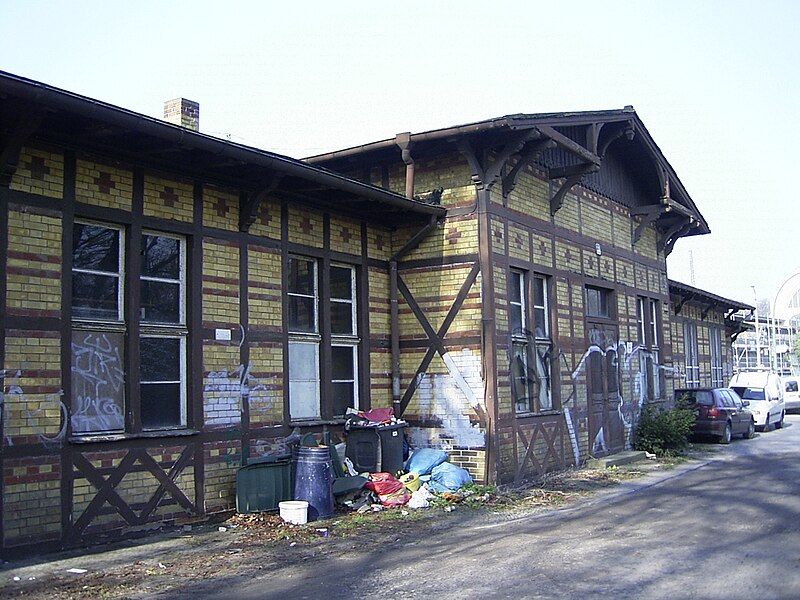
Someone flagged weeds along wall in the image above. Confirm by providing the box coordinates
[0,143,398,554]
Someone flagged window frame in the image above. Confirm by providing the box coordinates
[510,269,554,415]
[710,327,724,388]
[70,221,189,437]
[683,320,700,388]
[637,296,662,401]
[286,257,361,421]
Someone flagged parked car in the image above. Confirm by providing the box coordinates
[674,387,755,444]
[728,371,785,431]
[782,376,800,412]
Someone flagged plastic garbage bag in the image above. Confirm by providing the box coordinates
[405,448,448,476]
[427,462,473,492]
[364,473,410,506]
[407,485,434,509]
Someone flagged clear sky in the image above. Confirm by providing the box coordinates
[2,0,798,306]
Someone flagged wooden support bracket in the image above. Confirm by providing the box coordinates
[549,172,586,216]
[674,292,696,315]
[239,174,283,232]
[701,300,718,320]
[501,138,554,198]
[632,205,666,245]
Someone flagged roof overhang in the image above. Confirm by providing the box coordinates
[0,70,445,227]
[305,109,710,239]
[669,279,754,321]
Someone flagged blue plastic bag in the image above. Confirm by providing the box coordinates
[405,448,448,476]
[428,461,473,492]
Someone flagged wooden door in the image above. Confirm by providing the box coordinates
[587,323,625,456]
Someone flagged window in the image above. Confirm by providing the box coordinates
[786,380,799,394]
[287,257,359,420]
[637,297,662,400]
[509,270,552,414]
[683,321,700,388]
[71,223,187,434]
[586,286,611,318]
[710,328,724,388]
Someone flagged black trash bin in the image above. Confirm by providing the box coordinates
[345,422,406,474]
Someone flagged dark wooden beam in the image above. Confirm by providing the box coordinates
[657,217,690,253]
[598,121,635,158]
[0,106,44,187]
[548,161,599,180]
[537,124,601,166]
[664,220,696,256]
[701,300,718,320]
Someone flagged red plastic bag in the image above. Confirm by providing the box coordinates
[379,488,411,507]
[365,472,404,496]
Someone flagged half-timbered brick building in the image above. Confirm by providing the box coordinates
[1,71,743,555]
[307,111,714,484]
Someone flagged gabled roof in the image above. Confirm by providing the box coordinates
[305,109,710,237]
[0,70,445,225]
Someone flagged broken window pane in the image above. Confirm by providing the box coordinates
[511,342,532,413]
[72,272,119,319]
[141,280,180,323]
[73,223,119,272]
[141,235,179,279]
[71,330,125,434]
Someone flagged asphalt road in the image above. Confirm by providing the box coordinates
[177,414,800,600]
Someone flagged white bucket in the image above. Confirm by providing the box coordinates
[279,500,309,525]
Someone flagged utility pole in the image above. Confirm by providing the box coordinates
[752,285,760,369]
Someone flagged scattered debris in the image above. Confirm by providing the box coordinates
[66,568,88,575]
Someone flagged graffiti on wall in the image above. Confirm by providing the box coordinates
[71,332,125,433]
[1,369,68,450]
[204,363,273,426]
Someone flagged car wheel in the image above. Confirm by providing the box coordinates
[720,422,732,444]
[744,419,755,439]
[775,411,784,429]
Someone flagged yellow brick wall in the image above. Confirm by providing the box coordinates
[287,205,323,248]
[203,185,239,231]
[5,207,62,318]
[202,241,240,327]
[3,457,61,546]
[329,215,362,256]
[10,146,64,199]
[247,245,282,331]
[248,198,282,240]
[75,159,133,211]
[248,342,284,426]
[3,332,63,445]
[143,175,193,222]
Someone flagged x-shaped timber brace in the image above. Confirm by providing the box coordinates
[69,445,196,540]
[515,419,565,483]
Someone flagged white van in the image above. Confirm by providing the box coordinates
[728,371,785,431]
[782,377,800,411]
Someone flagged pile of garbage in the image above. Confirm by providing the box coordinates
[336,447,473,512]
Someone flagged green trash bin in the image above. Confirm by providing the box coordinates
[235,456,292,513]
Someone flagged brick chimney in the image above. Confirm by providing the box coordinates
[163,98,199,131]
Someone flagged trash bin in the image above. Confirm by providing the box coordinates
[236,455,292,513]
[293,446,334,520]
[345,422,406,474]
